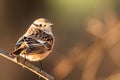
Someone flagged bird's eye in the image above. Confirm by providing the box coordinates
[39,24,42,27]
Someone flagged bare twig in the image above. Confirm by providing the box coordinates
[0,49,54,80]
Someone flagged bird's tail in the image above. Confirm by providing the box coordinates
[10,41,28,57]
[10,48,24,57]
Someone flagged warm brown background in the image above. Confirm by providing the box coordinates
[0,0,120,80]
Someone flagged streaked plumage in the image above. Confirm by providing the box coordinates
[11,18,55,61]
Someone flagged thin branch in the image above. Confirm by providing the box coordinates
[0,49,54,80]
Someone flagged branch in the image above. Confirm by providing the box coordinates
[0,49,54,80]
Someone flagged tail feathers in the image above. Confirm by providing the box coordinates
[10,48,24,56]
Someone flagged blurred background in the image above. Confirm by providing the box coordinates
[0,0,120,80]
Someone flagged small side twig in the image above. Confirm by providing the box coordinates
[0,49,54,80]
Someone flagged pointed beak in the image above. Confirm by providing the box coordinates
[49,23,53,26]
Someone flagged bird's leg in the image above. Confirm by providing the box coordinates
[40,61,44,71]
[23,54,27,63]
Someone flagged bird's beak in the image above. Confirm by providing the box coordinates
[49,23,53,26]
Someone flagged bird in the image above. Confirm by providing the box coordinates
[10,18,55,62]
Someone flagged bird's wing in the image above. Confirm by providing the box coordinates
[15,35,39,49]
[15,36,25,49]
[29,30,54,51]
[15,29,42,49]
[15,30,54,53]
[23,37,47,53]
[14,37,46,55]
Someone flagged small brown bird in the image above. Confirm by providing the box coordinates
[11,18,55,62]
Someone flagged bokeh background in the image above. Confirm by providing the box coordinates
[0,0,120,80]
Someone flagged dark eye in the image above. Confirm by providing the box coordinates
[39,24,42,27]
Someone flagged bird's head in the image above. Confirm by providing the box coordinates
[31,18,53,34]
